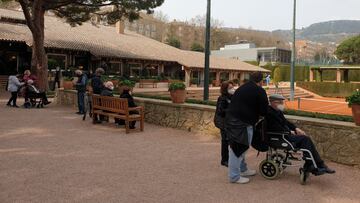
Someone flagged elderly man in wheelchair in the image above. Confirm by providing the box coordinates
[258,94,335,184]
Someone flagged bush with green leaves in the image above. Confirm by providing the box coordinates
[297,82,360,98]
[119,79,136,88]
[168,82,186,91]
[63,76,73,81]
[190,78,199,85]
[346,89,360,107]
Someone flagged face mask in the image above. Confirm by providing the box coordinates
[228,88,236,95]
[109,86,114,91]
[277,104,285,112]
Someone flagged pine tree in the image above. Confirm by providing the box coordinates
[0,0,164,90]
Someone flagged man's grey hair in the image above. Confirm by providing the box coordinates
[95,68,105,75]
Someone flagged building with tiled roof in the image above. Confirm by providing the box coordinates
[0,8,269,86]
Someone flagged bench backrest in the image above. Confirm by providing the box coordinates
[92,95,129,114]
[139,79,156,83]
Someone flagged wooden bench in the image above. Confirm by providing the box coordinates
[139,79,157,88]
[91,95,144,134]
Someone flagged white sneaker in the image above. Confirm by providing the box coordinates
[234,177,250,184]
[240,169,256,177]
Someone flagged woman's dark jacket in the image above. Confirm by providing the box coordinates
[120,91,137,114]
[225,81,269,157]
[91,76,104,95]
[214,94,231,130]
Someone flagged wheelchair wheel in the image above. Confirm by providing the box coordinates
[259,160,280,180]
[299,168,309,185]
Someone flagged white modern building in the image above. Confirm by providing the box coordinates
[212,43,292,65]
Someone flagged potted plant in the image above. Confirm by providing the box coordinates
[118,79,136,94]
[63,76,74,90]
[346,89,360,126]
[168,82,186,104]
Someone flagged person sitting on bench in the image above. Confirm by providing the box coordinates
[266,94,335,175]
[117,87,138,129]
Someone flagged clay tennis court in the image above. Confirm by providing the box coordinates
[286,97,352,116]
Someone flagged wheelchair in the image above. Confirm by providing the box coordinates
[23,92,44,108]
[258,131,320,185]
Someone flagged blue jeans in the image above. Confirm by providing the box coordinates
[77,91,85,113]
[228,126,253,183]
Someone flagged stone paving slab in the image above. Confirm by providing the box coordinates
[0,100,360,202]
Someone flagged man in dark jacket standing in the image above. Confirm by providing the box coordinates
[75,70,87,115]
[91,68,105,95]
[226,72,269,184]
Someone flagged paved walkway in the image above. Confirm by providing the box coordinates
[0,95,360,202]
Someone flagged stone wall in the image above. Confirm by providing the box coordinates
[56,90,360,167]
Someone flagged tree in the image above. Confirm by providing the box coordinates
[0,0,164,90]
[190,42,204,52]
[335,35,360,64]
[166,36,181,48]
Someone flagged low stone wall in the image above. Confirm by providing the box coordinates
[56,90,360,167]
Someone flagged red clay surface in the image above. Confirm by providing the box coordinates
[0,95,360,202]
[286,97,352,116]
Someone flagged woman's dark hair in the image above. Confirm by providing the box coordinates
[250,72,264,83]
[220,81,234,96]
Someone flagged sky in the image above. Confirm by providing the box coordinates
[155,0,360,31]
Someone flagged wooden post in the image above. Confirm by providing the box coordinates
[216,71,221,82]
[336,69,341,83]
[309,69,314,82]
[184,68,191,87]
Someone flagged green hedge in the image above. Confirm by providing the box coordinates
[262,64,360,82]
[297,81,360,98]
[133,93,353,122]
[262,64,310,82]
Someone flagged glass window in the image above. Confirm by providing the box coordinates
[48,54,66,70]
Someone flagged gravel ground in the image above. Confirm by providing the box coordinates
[0,96,360,203]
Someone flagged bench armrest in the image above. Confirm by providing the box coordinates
[129,106,144,111]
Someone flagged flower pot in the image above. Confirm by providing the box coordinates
[63,81,74,90]
[351,104,360,126]
[170,89,186,104]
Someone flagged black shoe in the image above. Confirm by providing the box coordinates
[221,161,228,167]
[6,103,11,107]
[44,101,51,105]
[76,112,84,115]
[304,163,325,176]
[130,126,136,129]
[319,164,336,174]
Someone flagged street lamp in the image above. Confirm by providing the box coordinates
[204,0,211,101]
[290,0,297,101]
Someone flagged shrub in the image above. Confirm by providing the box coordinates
[297,82,360,97]
[190,78,199,85]
[346,89,360,107]
[273,67,282,83]
[168,82,186,91]
[119,79,136,88]
[63,76,73,81]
